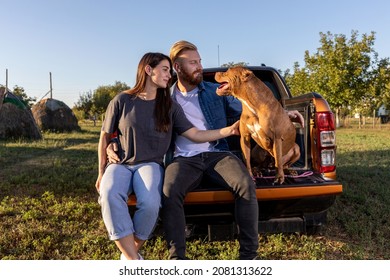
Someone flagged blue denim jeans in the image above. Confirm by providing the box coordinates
[99,162,163,241]
[162,152,259,260]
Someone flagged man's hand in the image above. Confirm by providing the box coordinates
[229,120,240,136]
[106,141,120,163]
[287,110,304,128]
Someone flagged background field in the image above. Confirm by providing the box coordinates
[0,121,389,260]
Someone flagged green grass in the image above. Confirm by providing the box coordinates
[0,121,389,260]
[325,126,390,259]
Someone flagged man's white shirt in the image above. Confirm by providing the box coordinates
[173,86,212,157]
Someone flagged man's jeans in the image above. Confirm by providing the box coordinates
[99,162,163,241]
[162,152,259,260]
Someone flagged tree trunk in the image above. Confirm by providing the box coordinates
[335,108,340,128]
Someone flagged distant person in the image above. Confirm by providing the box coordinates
[96,52,240,260]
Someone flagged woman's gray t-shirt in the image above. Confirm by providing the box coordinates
[102,92,193,166]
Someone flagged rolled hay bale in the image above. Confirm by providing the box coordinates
[0,88,42,140]
[32,98,80,132]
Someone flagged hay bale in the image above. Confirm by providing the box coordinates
[32,98,80,132]
[0,88,42,140]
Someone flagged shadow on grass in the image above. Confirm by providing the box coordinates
[0,132,99,200]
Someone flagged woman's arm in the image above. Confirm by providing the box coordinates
[181,120,240,143]
[95,131,111,192]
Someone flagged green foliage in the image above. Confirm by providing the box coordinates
[74,90,93,118]
[220,62,249,67]
[12,85,37,108]
[74,81,129,120]
[283,62,313,95]
[72,107,87,121]
[92,81,129,117]
[370,57,390,111]
[0,85,36,108]
[285,30,390,119]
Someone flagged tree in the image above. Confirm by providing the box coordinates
[370,57,390,114]
[12,85,37,108]
[284,62,313,96]
[285,30,379,126]
[221,62,249,67]
[73,81,129,119]
[91,81,129,118]
[74,90,93,119]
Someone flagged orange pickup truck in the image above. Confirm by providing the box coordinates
[128,66,343,239]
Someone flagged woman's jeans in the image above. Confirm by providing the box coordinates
[162,152,259,260]
[99,162,163,241]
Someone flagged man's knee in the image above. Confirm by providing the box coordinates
[235,176,257,201]
[162,175,190,200]
[162,180,178,198]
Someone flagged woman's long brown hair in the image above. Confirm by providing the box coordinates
[126,52,173,132]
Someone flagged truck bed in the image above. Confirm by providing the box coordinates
[128,66,343,236]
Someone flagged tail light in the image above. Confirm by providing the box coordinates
[316,112,336,173]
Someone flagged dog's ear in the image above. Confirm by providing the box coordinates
[241,68,253,82]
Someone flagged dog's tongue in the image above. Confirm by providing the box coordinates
[218,82,228,89]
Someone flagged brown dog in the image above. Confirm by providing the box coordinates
[215,67,300,184]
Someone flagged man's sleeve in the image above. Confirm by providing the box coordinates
[225,96,242,124]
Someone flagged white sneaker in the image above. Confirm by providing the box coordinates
[120,252,144,260]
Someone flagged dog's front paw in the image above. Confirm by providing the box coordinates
[273,174,285,185]
[251,167,262,179]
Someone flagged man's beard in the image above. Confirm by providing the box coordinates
[181,69,203,86]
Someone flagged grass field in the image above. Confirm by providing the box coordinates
[0,121,389,260]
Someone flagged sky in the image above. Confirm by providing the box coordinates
[1,0,390,108]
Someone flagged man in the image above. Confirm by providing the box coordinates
[108,41,304,260]
[162,40,259,260]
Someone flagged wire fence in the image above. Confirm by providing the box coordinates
[340,116,390,129]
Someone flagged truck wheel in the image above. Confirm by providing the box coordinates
[304,211,327,235]
[305,224,323,235]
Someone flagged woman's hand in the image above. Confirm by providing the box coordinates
[95,174,103,193]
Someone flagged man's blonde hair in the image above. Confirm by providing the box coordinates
[169,40,198,63]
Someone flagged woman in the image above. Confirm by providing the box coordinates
[96,52,239,260]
